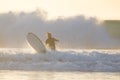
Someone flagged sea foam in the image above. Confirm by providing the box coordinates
[0,48,120,72]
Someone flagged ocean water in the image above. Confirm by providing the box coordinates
[0,48,120,80]
[0,70,119,80]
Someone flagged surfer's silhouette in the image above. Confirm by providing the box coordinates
[45,32,59,50]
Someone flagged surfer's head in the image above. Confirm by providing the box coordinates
[47,32,52,38]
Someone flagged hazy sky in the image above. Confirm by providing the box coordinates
[0,0,120,20]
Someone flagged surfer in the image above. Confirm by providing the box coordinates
[45,32,59,50]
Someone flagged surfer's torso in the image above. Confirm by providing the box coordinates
[46,37,58,50]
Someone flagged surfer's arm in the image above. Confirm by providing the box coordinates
[45,39,48,44]
[54,38,59,42]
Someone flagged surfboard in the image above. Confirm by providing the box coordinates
[26,32,46,53]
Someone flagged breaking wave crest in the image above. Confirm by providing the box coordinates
[0,48,120,72]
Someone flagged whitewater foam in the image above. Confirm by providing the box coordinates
[0,48,120,72]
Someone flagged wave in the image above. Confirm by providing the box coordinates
[0,48,120,72]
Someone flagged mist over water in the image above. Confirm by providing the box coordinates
[0,10,119,49]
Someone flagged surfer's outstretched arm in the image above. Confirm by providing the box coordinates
[54,38,59,42]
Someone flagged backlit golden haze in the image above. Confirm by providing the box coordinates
[0,0,120,20]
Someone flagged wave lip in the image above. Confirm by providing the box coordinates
[0,49,120,72]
